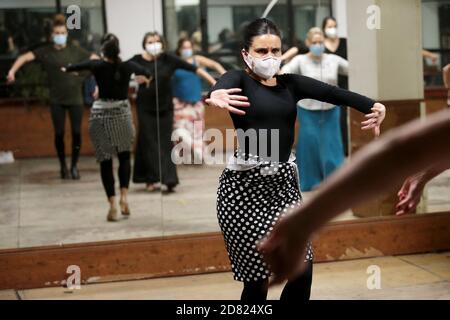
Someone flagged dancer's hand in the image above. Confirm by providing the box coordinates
[92,85,99,100]
[6,70,15,84]
[361,102,386,137]
[257,207,311,287]
[395,172,427,215]
[205,88,250,115]
[60,67,67,72]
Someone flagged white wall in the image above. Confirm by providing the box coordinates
[346,0,423,101]
[104,0,163,60]
[332,0,348,38]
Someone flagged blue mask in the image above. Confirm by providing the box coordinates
[53,34,67,46]
[310,44,324,57]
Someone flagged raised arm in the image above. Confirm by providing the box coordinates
[258,109,450,284]
[6,51,35,84]
[280,55,301,75]
[281,46,299,62]
[127,61,152,77]
[63,60,95,72]
[205,70,250,115]
[336,55,349,76]
[195,55,226,75]
[287,74,386,135]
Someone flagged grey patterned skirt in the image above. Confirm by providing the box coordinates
[216,153,313,282]
[89,99,135,162]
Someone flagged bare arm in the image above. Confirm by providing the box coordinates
[195,55,226,75]
[444,64,450,105]
[422,49,439,63]
[7,51,35,83]
[259,109,450,284]
[196,68,216,86]
[281,47,299,62]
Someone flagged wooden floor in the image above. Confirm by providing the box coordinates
[1,251,449,300]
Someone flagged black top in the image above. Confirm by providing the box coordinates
[325,38,348,89]
[129,53,198,111]
[65,59,151,100]
[33,44,91,105]
[210,70,375,162]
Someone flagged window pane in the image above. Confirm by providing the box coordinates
[61,0,105,53]
[422,0,450,87]
[164,0,201,51]
[0,0,57,99]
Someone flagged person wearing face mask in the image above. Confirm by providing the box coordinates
[206,18,386,302]
[172,38,226,162]
[130,32,216,193]
[6,14,98,180]
[62,34,152,222]
[281,27,352,192]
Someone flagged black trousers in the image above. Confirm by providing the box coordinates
[50,104,83,167]
[100,151,131,198]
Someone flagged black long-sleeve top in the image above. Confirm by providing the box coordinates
[210,70,376,162]
[129,53,198,111]
[65,59,151,100]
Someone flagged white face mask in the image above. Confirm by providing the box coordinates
[325,27,338,39]
[243,52,281,80]
[146,42,163,56]
[181,48,193,59]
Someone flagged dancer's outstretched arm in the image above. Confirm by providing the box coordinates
[258,109,450,285]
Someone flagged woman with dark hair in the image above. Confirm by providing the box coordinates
[172,38,226,161]
[7,14,98,180]
[62,33,152,222]
[130,32,216,193]
[206,18,386,301]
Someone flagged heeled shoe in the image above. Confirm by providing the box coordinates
[107,207,119,222]
[119,200,130,217]
[60,166,70,180]
[70,166,80,180]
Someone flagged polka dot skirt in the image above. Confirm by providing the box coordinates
[216,160,313,282]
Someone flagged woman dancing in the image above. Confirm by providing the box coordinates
[206,18,386,302]
[281,27,350,192]
[172,37,226,161]
[63,34,151,221]
[7,14,97,179]
[130,32,216,193]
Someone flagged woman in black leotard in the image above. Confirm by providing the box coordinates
[206,18,386,302]
[63,33,151,222]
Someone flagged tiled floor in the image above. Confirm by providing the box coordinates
[2,252,449,300]
[2,157,448,249]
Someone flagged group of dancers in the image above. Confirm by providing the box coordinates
[23,13,450,302]
[7,14,223,221]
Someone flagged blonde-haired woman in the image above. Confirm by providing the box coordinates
[281,27,353,192]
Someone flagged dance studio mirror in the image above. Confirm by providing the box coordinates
[1,0,449,254]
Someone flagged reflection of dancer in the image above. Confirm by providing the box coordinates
[281,27,350,192]
[172,38,226,161]
[63,34,151,222]
[259,110,450,284]
[321,17,350,155]
[206,18,386,302]
[130,32,216,193]
[7,14,97,180]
